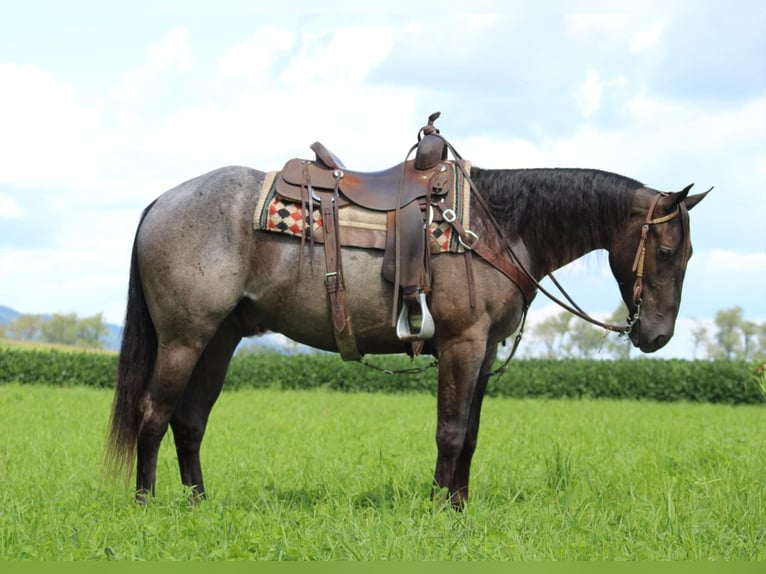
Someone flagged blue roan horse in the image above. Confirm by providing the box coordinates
[106,140,708,507]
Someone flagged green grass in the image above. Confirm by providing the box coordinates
[0,384,763,560]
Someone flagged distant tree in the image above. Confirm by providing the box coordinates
[758,323,766,359]
[7,313,43,340]
[690,321,711,360]
[75,313,109,349]
[712,307,745,360]
[742,320,759,361]
[528,305,634,358]
[41,313,79,346]
[602,303,632,359]
[0,323,6,338]
[568,320,607,358]
[532,311,572,358]
[3,311,108,349]
[525,303,764,361]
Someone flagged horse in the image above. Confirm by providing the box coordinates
[106,158,708,508]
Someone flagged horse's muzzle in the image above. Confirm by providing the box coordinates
[630,321,673,353]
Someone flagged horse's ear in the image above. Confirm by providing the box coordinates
[672,183,694,204]
[682,185,712,212]
[664,183,711,213]
[657,184,691,215]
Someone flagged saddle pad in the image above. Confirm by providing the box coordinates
[253,162,471,254]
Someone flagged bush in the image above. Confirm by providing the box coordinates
[1,347,763,405]
[226,353,763,405]
[485,358,764,404]
[0,347,117,388]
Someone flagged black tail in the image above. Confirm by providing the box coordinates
[105,202,158,483]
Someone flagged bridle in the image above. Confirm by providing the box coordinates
[622,192,684,336]
[624,192,689,330]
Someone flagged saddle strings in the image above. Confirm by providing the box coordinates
[299,162,316,275]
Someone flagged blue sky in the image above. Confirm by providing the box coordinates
[0,1,764,358]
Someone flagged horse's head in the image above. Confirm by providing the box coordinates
[609,185,710,353]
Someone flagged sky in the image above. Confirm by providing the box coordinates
[0,1,764,359]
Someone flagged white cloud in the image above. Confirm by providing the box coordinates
[143,83,419,171]
[112,27,194,102]
[699,249,766,276]
[575,69,628,118]
[565,12,670,52]
[0,204,139,323]
[566,14,629,43]
[462,94,765,209]
[281,26,394,86]
[576,70,604,118]
[676,248,766,324]
[0,246,129,323]
[0,64,116,188]
[630,21,665,52]
[144,25,416,170]
[0,194,25,219]
[218,28,295,80]
[148,27,194,71]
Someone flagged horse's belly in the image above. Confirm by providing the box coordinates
[246,245,408,355]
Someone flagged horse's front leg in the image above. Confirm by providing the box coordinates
[432,335,487,509]
[450,343,498,504]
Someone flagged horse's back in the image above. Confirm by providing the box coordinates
[143,166,265,227]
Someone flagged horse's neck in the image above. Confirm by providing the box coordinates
[473,168,636,278]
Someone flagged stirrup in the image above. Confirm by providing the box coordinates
[396,292,435,341]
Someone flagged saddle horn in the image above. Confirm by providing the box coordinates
[415,111,448,171]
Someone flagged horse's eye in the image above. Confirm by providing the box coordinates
[657,246,674,261]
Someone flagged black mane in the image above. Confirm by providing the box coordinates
[470,167,643,271]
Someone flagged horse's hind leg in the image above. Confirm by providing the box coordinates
[135,342,205,502]
[170,316,242,500]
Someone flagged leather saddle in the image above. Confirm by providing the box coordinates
[276,148,453,211]
[273,114,451,356]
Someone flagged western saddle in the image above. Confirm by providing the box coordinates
[275,112,452,359]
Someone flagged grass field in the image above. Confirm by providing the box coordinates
[0,383,763,560]
[0,337,115,354]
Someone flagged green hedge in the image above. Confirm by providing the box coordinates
[1,347,763,405]
[0,347,117,388]
[226,353,765,405]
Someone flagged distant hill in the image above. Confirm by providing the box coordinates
[104,323,123,351]
[0,305,20,324]
[0,305,122,351]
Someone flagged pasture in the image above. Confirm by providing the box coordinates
[0,383,763,560]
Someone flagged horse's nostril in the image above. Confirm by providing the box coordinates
[653,334,668,349]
